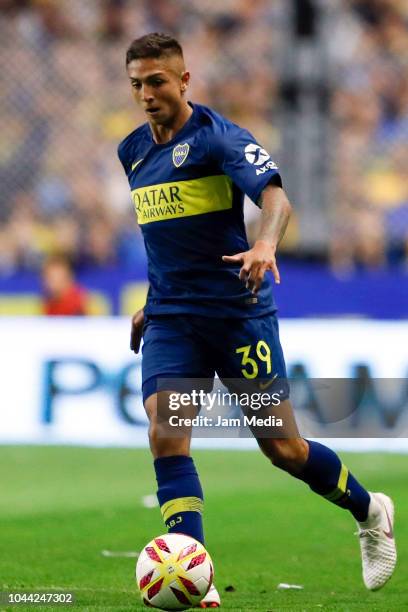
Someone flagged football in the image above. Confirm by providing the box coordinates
[136,533,214,610]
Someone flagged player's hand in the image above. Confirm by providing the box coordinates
[222,240,280,294]
[130,308,145,354]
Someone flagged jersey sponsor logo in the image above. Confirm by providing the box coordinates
[255,159,278,176]
[172,143,190,168]
[131,158,144,171]
[244,143,270,166]
[131,175,233,224]
[133,185,184,221]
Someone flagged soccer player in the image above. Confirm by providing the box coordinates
[118,33,397,607]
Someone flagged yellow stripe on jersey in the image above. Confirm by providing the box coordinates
[160,496,204,523]
[131,175,233,224]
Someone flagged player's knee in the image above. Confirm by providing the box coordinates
[148,420,190,459]
[263,438,308,473]
[144,392,193,458]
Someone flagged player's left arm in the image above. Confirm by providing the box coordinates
[222,183,292,293]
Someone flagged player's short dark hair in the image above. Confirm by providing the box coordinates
[126,32,183,65]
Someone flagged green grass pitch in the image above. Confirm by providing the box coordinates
[0,446,406,611]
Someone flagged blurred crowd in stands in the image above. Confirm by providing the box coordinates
[329,0,408,271]
[0,0,407,277]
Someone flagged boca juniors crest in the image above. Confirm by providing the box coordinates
[172,142,190,168]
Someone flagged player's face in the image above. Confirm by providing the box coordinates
[127,55,189,127]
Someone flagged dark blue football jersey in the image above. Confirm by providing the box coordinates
[117,102,282,318]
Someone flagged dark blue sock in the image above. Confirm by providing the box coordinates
[154,455,204,544]
[296,440,370,521]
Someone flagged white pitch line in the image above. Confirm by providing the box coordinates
[101,550,140,558]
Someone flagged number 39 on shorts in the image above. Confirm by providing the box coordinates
[235,340,272,379]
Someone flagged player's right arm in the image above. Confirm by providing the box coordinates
[117,137,146,354]
[130,308,144,353]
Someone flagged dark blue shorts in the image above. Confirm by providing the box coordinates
[141,313,288,402]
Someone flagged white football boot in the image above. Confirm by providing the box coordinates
[198,583,221,608]
[356,492,397,590]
